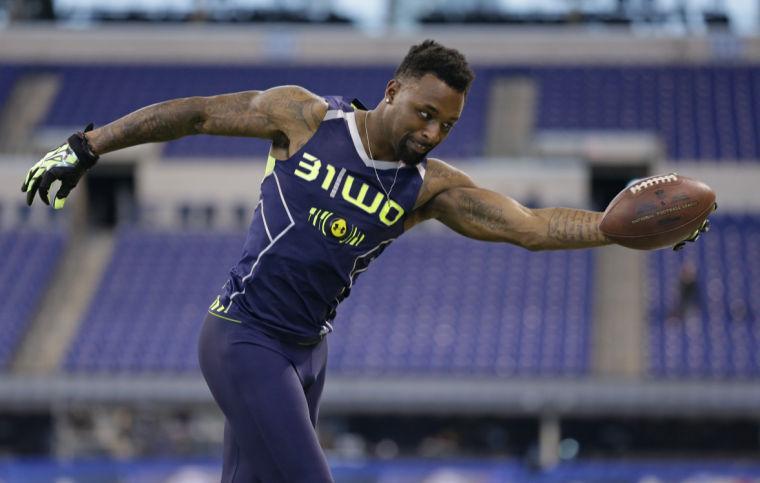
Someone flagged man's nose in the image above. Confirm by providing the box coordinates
[420,123,441,144]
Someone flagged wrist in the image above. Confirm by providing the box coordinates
[67,124,99,169]
[82,131,100,156]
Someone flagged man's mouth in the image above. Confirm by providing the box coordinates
[408,139,431,153]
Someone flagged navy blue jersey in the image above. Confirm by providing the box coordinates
[210,96,426,343]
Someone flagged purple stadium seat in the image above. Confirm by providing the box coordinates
[0,63,749,161]
[528,66,760,160]
[648,214,760,378]
[0,229,66,369]
[64,228,594,376]
[38,64,485,159]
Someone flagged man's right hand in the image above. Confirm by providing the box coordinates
[22,124,99,209]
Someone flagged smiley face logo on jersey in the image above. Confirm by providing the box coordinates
[330,218,348,239]
[308,207,366,246]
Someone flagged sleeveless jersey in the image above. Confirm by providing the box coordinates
[210,96,427,344]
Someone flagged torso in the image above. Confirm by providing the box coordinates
[267,96,459,231]
[211,96,428,343]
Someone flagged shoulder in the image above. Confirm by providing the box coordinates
[404,158,475,230]
[413,158,475,209]
[258,86,328,157]
[269,85,327,107]
[259,85,328,129]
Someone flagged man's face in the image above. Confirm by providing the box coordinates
[385,74,465,165]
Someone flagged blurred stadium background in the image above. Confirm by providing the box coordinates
[1,0,760,481]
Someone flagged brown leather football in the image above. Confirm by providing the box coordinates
[600,173,717,250]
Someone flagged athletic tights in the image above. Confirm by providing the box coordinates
[198,312,333,482]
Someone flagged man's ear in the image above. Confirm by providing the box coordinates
[385,79,401,103]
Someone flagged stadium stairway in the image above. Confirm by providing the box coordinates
[12,230,114,374]
[592,245,646,377]
[0,73,59,154]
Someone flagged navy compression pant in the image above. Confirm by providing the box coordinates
[198,313,332,482]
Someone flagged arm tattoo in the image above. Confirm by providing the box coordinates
[88,97,205,155]
[201,92,270,137]
[545,208,607,244]
[414,159,475,210]
[284,94,323,132]
[447,191,609,249]
[237,87,321,135]
[272,92,323,152]
[458,193,510,232]
[428,161,459,181]
[86,86,324,156]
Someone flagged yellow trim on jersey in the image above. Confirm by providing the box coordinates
[264,154,277,177]
[208,310,242,324]
[209,296,221,311]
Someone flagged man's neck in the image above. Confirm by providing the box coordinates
[361,109,396,162]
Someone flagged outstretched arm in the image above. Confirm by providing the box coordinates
[23,85,327,208]
[86,85,327,155]
[408,159,611,251]
[427,186,609,250]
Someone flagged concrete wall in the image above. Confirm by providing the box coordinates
[0,25,758,64]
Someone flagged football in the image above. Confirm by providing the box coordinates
[600,173,717,250]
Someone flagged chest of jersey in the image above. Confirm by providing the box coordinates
[221,98,425,340]
[293,152,405,229]
[268,113,423,250]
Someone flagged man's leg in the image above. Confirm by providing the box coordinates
[220,419,273,483]
[305,341,328,429]
[198,315,333,483]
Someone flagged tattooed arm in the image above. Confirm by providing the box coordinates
[407,159,611,251]
[85,85,328,158]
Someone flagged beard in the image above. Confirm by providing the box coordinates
[396,133,431,165]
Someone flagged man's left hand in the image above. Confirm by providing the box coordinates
[673,202,718,251]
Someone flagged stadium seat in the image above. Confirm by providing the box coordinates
[647,214,760,378]
[13,63,756,161]
[0,229,66,369]
[64,228,595,376]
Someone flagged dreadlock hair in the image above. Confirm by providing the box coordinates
[394,39,475,94]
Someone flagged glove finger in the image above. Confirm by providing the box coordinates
[24,164,50,205]
[25,175,42,206]
[21,166,35,192]
[701,219,710,233]
[21,170,31,192]
[22,174,30,193]
[40,165,75,207]
[37,171,58,206]
[22,165,44,193]
[53,182,75,210]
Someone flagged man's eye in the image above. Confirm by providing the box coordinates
[442,123,453,132]
[419,111,431,120]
